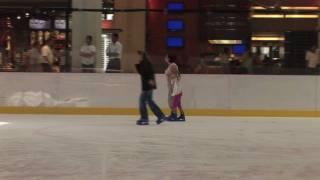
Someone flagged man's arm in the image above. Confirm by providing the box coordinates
[107,43,122,57]
[147,63,156,88]
[80,46,95,57]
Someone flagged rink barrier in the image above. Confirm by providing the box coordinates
[2,73,320,117]
[0,107,320,117]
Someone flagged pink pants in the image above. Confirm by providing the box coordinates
[172,93,183,109]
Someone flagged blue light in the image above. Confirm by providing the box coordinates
[167,37,184,48]
[167,2,185,12]
[232,45,247,55]
[167,20,184,31]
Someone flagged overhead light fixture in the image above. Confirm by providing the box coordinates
[281,6,319,10]
[107,14,114,21]
[252,14,319,19]
[251,14,284,18]
[285,14,319,18]
[251,6,266,10]
[252,36,285,41]
[208,40,243,45]
[252,6,319,11]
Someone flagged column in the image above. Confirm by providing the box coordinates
[113,0,146,73]
[72,0,102,72]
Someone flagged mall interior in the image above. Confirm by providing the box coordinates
[0,0,319,117]
[2,2,320,179]
[0,0,320,74]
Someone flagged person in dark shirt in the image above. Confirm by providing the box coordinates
[135,51,166,125]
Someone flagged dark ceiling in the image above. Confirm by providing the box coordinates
[0,0,113,7]
[0,0,68,8]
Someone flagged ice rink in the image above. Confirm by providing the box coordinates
[1,115,320,180]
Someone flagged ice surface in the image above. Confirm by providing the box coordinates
[0,115,320,180]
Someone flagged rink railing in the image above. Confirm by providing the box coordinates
[0,73,320,117]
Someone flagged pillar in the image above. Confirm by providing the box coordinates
[113,0,146,73]
[72,0,102,72]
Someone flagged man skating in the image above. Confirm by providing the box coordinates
[135,51,166,125]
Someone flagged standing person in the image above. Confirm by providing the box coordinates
[58,48,66,72]
[220,48,231,73]
[52,47,61,73]
[165,55,185,121]
[135,51,166,126]
[241,51,253,74]
[41,38,55,72]
[106,33,122,72]
[26,42,42,72]
[305,46,319,74]
[80,35,96,73]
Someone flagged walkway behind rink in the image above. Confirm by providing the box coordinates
[0,115,319,180]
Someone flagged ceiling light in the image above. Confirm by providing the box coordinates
[252,37,285,41]
[281,6,319,10]
[208,40,243,45]
[285,14,319,18]
[251,14,284,18]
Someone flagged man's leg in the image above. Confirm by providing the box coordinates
[106,59,121,73]
[139,91,149,121]
[146,91,165,121]
[106,59,114,72]
[82,64,87,73]
[90,64,95,73]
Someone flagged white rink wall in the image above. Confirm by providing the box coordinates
[0,73,319,110]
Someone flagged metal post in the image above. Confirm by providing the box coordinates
[65,0,71,72]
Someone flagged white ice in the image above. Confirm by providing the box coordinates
[1,115,320,180]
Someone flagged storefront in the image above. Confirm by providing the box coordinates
[147,0,320,74]
[0,0,117,72]
[0,10,69,71]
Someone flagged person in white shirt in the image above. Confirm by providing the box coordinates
[106,33,122,72]
[80,35,96,73]
[41,38,55,72]
[164,55,185,121]
[306,46,319,74]
[27,42,42,72]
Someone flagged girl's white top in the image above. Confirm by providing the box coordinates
[165,62,182,96]
[171,77,182,96]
